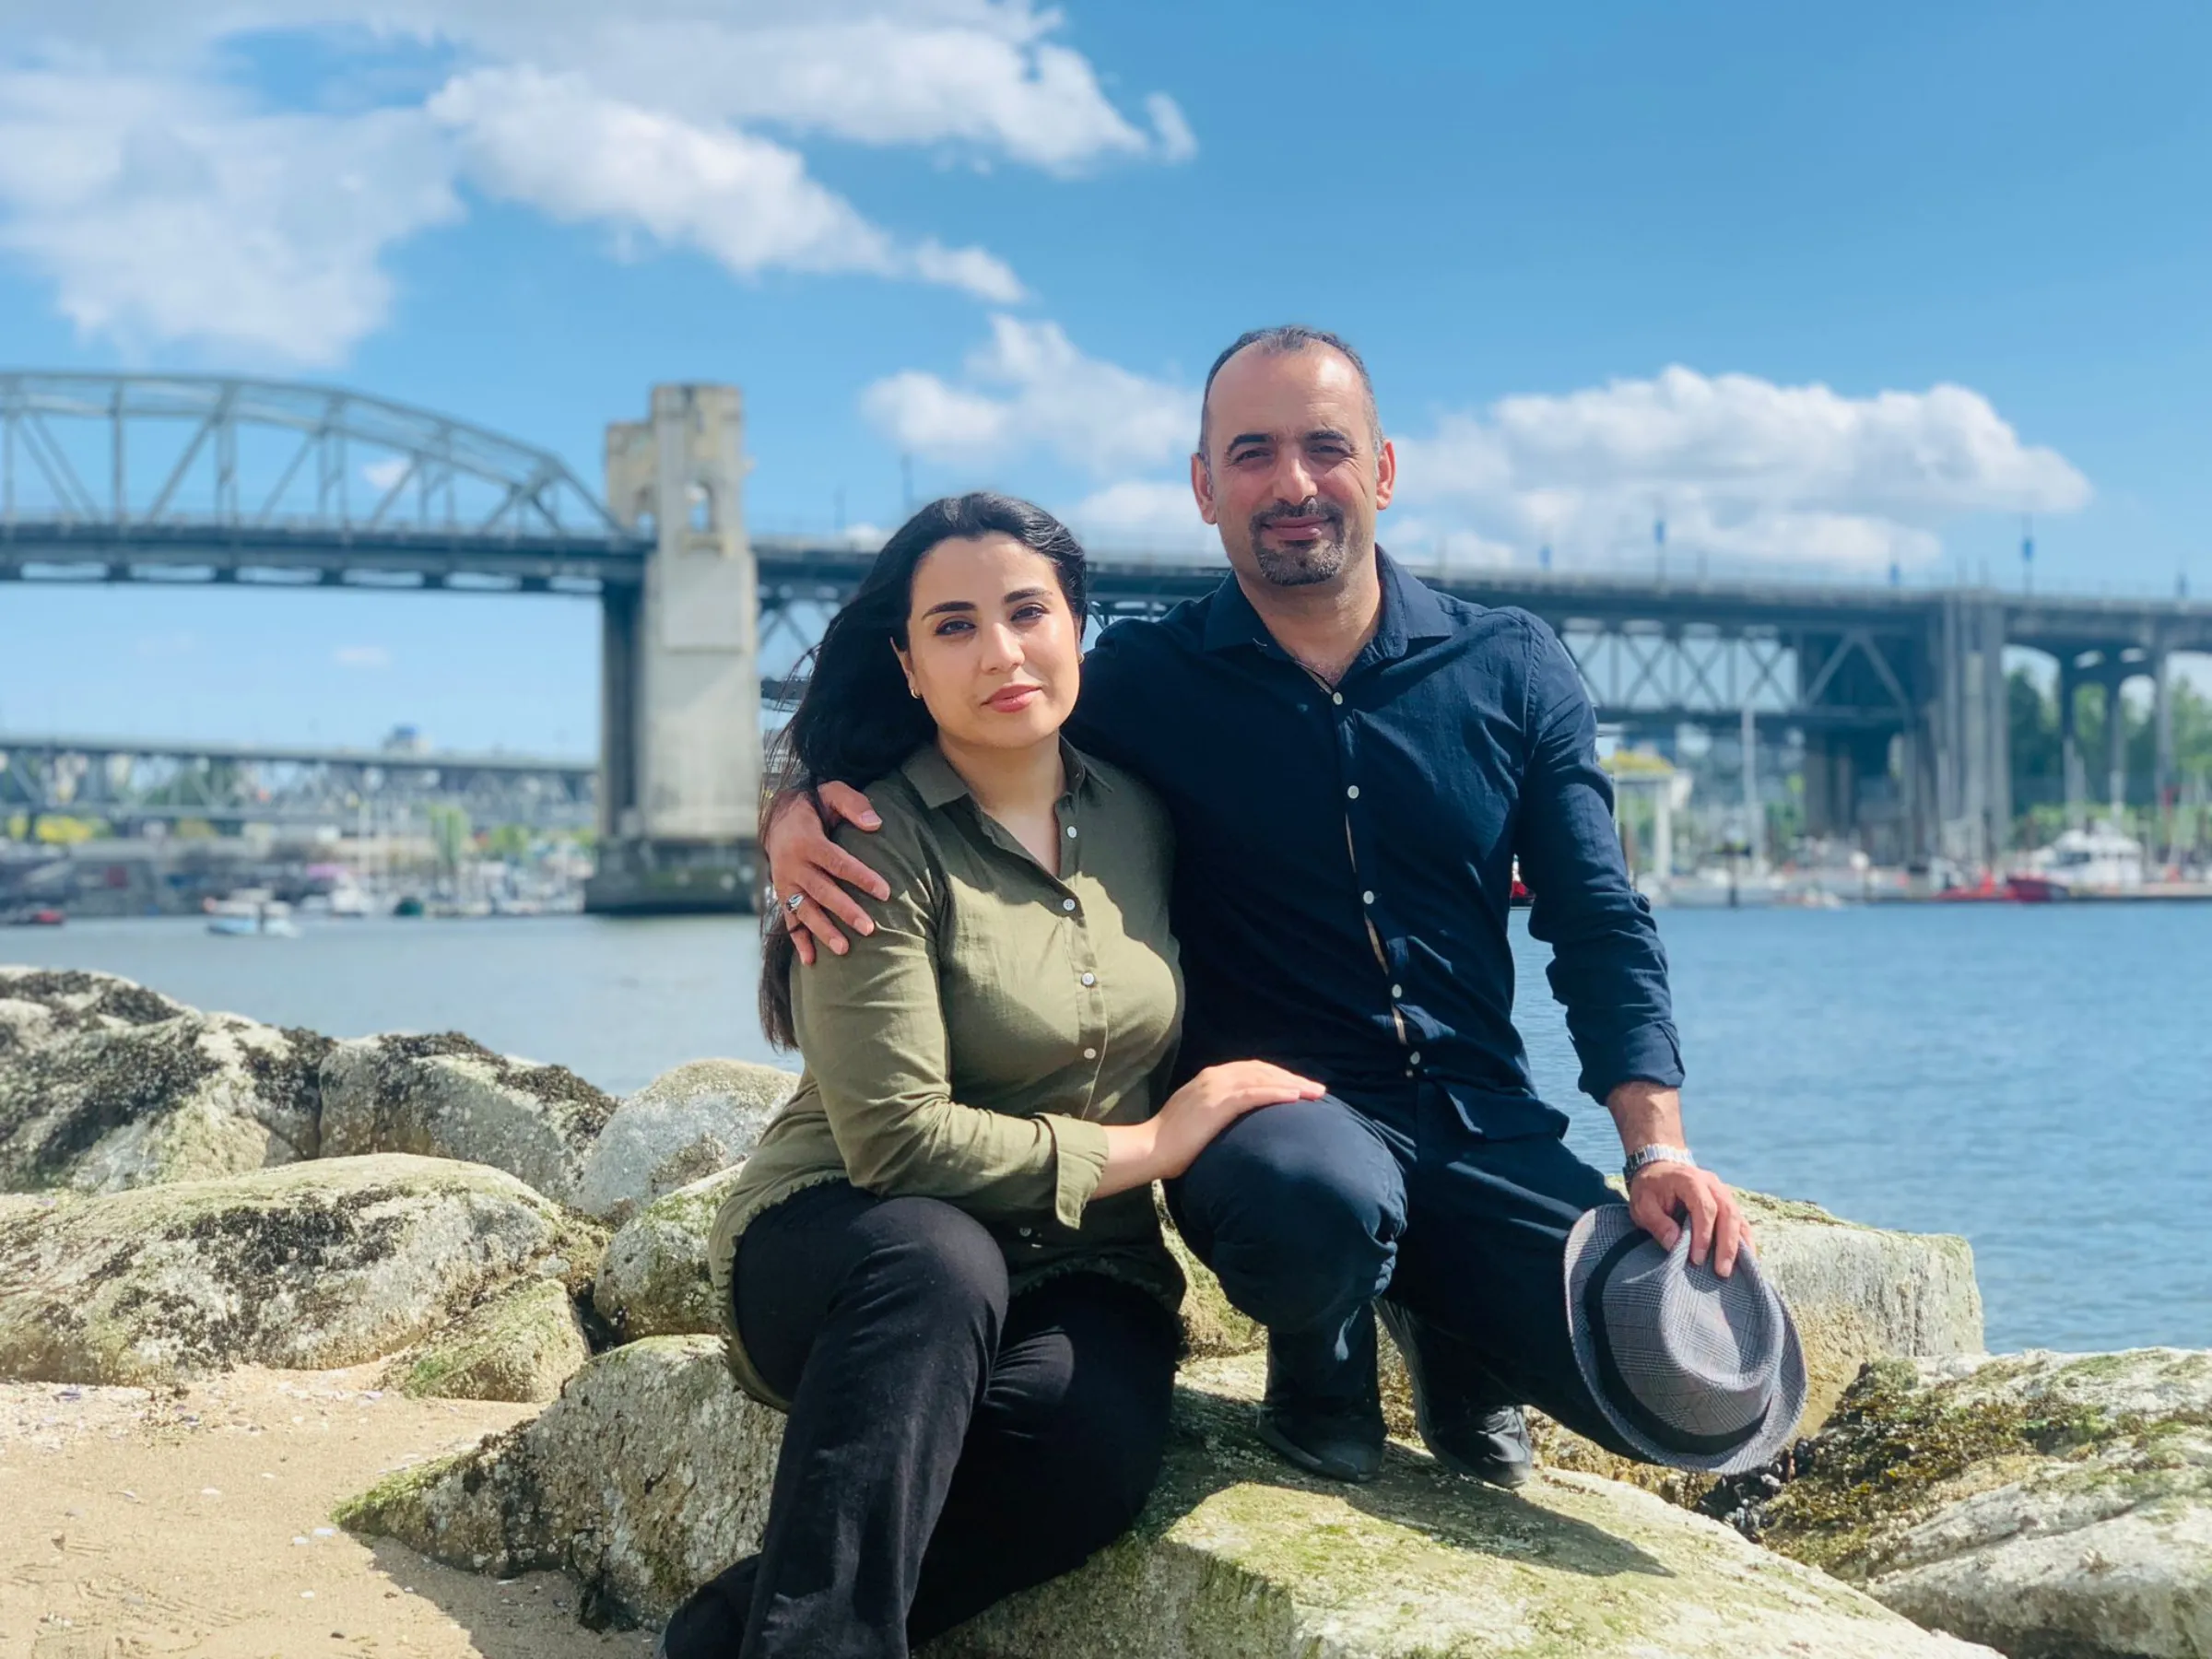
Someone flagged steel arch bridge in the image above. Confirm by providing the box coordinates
[0,371,643,589]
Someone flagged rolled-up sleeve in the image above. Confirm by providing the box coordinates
[788,823,1106,1227]
[1513,619,1686,1103]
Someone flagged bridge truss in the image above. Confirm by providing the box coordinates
[0,735,594,832]
[0,371,642,589]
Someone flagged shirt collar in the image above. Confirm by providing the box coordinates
[899,738,1094,810]
[1202,547,1455,661]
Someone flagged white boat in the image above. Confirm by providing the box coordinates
[206,891,301,937]
[2027,823,2146,893]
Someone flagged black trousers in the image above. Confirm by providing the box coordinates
[1165,1085,1643,1459]
[729,1181,1179,1658]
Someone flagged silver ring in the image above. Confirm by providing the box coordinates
[784,890,806,913]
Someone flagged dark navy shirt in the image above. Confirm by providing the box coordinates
[1067,550,1682,1139]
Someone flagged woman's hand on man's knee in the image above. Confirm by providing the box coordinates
[1096,1063,1324,1196]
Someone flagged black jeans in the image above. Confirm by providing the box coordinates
[729,1181,1179,1658]
[1165,1085,1642,1459]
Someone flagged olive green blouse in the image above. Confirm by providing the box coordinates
[709,740,1187,1408]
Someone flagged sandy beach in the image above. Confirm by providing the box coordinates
[0,1367,660,1659]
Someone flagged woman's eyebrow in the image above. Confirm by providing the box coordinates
[922,598,978,618]
[1003,586,1050,604]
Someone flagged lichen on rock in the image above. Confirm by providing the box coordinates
[0,968,328,1194]
[318,1033,618,1208]
[591,1165,746,1340]
[574,1059,794,1225]
[1708,1347,2212,1659]
[394,1275,592,1404]
[0,1152,602,1385]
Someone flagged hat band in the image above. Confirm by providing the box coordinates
[1583,1229,1768,1460]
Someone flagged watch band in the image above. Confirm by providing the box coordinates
[1622,1144,1697,1182]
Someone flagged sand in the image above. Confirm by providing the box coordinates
[0,1366,660,1659]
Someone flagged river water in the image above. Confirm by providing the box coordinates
[12,904,2208,1356]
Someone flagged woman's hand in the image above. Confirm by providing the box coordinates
[1153,1063,1325,1176]
[1094,1063,1325,1197]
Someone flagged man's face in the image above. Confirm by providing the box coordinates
[1192,345,1394,590]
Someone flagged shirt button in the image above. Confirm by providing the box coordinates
[1408,1051,1422,1065]
[1083,1047,1098,1060]
[1391,983,1404,999]
[1080,972,1096,986]
[1332,692,1344,706]
[1362,890,1375,906]
[1061,898,1077,912]
[1065,825,1078,838]
[1346,785,1360,800]
[1018,1226,1034,1238]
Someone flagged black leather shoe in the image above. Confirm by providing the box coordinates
[1257,1304,1385,1484]
[656,1555,758,1659]
[1378,1301,1535,1489]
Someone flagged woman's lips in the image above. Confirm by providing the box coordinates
[986,684,1044,712]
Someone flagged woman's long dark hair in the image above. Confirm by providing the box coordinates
[759,492,1090,1048]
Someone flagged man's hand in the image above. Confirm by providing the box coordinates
[1627,1161,1751,1278]
[765,782,889,963]
[1604,1078,1752,1277]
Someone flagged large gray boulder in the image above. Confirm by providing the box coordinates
[319,1033,618,1208]
[573,1059,794,1224]
[0,966,329,1193]
[592,1165,746,1340]
[0,1152,601,1385]
[340,1337,1994,1655]
[1729,1348,2212,1659]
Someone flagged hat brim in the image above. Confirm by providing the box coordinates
[1562,1204,1807,1477]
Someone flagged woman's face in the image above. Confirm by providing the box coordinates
[895,533,1081,754]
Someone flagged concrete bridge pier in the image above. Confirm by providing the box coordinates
[583,384,763,914]
[1929,595,2010,868]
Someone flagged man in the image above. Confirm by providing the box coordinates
[771,325,1751,1488]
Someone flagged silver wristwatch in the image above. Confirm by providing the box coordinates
[1622,1144,1697,1183]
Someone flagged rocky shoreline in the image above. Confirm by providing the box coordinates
[3,963,2205,1657]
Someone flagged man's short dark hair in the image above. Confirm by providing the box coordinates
[1197,324,1382,458]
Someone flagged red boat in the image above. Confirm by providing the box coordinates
[3,905,66,926]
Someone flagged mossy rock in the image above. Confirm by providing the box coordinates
[0,968,329,1194]
[592,1166,747,1340]
[319,1033,618,1207]
[340,1339,1993,1654]
[575,1060,795,1224]
[1712,1347,2212,1659]
[0,1152,602,1385]
[395,1276,592,1404]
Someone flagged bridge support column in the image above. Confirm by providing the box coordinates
[1931,595,2010,869]
[2059,658,2084,829]
[584,384,762,915]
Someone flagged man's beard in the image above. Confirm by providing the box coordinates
[1246,498,1352,587]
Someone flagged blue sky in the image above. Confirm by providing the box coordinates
[2,0,2207,751]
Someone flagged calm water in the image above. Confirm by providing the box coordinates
[13,905,2209,1355]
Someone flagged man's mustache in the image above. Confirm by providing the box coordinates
[1250,499,1347,537]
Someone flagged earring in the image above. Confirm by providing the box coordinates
[907,685,921,700]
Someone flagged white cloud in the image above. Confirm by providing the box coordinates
[1029,359,2090,569]
[1393,366,2092,571]
[429,66,1020,301]
[0,69,458,364]
[360,457,411,491]
[862,315,1194,474]
[1064,478,1213,550]
[0,1,1188,358]
[333,644,392,668]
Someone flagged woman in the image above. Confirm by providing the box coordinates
[665,493,1321,1658]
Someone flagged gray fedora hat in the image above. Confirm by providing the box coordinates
[1563,1204,1806,1477]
